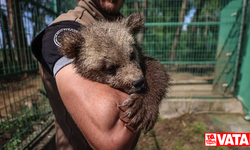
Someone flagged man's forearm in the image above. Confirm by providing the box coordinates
[55,64,138,150]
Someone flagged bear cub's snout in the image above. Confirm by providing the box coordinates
[133,77,146,92]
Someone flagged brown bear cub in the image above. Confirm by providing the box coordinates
[58,13,170,133]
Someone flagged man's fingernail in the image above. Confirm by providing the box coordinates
[118,106,126,112]
[120,118,128,123]
[125,124,135,133]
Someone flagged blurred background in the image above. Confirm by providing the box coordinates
[0,0,250,149]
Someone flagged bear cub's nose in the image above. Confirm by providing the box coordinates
[133,77,146,91]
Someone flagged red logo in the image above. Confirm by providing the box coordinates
[205,133,217,146]
[205,133,250,147]
[207,134,215,139]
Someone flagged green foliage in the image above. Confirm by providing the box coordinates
[2,116,33,150]
[0,92,52,149]
[191,120,207,135]
[175,30,217,62]
[56,0,78,14]
[157,115,163,122]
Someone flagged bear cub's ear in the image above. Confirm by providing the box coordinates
[122,13,145,35]
[58,31,84,59]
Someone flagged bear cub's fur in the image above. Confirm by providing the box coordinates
[59,13,170,133]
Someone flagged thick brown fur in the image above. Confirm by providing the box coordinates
[59,13,170,133]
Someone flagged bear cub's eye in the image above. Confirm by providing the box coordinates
[106,65,118,74]
[130,52,136,61]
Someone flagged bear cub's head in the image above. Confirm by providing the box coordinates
[59,13,146,94]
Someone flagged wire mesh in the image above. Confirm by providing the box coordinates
[0,0,56,149]
[0,76,53,149]
[122,0,242,98]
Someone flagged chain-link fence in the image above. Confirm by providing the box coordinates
[0,0,58,149]
[122,0,243,99]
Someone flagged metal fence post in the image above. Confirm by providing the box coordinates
[232,0,248,93]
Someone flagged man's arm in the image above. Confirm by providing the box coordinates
[55,64,138,150]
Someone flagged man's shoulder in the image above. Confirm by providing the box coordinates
[51,12,79,24]
[47,21,82,31]
[51,6,96,26]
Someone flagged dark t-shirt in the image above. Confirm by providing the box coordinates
[32,21,82,76]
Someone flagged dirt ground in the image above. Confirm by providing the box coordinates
[135,113,250,150]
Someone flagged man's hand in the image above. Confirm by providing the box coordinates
[118,102,137,133]
[117,57,169,134]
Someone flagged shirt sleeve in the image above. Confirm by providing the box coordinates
[41,21,82,76]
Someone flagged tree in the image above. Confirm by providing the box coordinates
[170,0,187,61]
[0,9,13,64]
[7,0,28,70]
